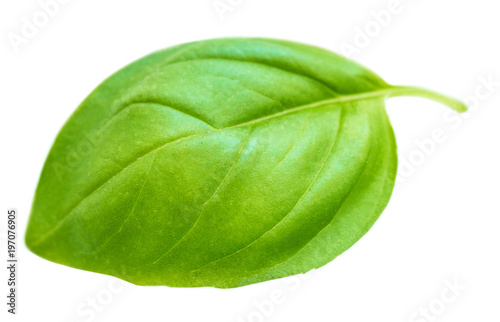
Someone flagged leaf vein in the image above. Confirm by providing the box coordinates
[86,151,157,254]
[151,127,254,265]
[239,140,373,281]
[190,109,344,273]
[113,101,216,129]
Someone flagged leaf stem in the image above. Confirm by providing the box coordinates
[387,86,468,113]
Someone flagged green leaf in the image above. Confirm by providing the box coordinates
[25,38,466,288]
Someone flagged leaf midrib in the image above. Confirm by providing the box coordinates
[30,87,393,247]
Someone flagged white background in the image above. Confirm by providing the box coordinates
[1,0,499,321]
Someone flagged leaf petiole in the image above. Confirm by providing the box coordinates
[387,86,468,113]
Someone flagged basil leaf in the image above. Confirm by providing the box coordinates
[25,38,466,288]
